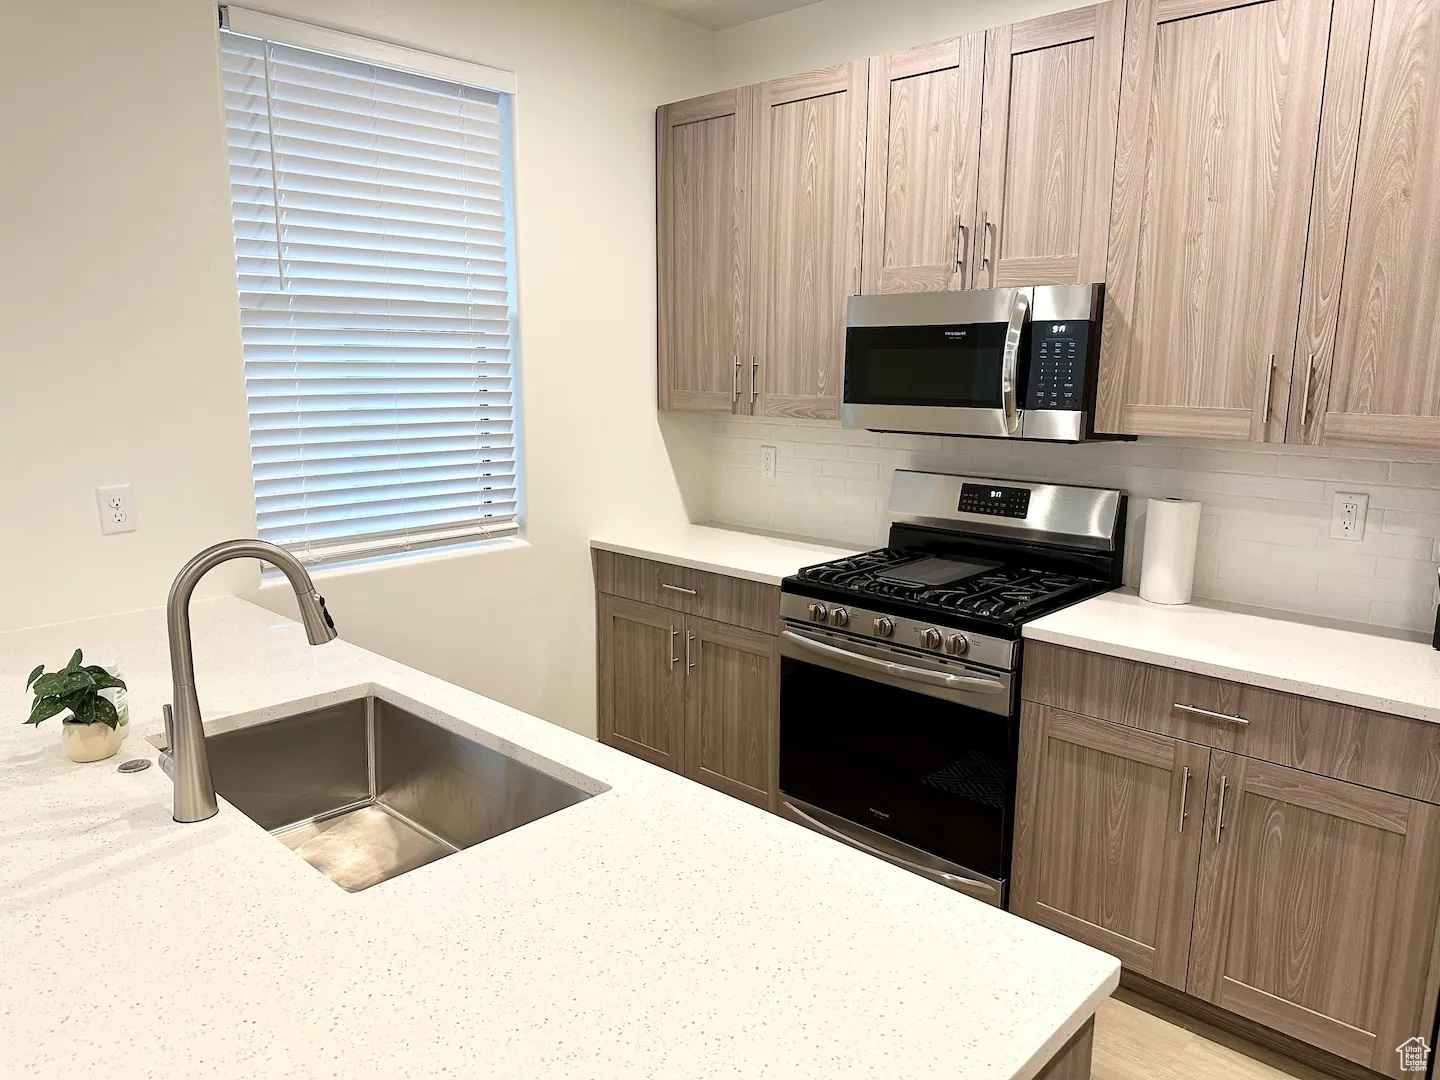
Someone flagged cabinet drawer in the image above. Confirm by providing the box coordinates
[594,550,779,634]
[1023,641,1440,804]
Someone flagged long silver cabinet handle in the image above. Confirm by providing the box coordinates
[1178,765,1191,835]
[979,211,993,271]
[732,355,739,403]
[686,632,695,670]
[1261,354,1275,421]
[780,630,1005,694]
[668,626,678,668]
[661,583,698,596]
[782,801,995,894]
[1173,702,1250,726]
[750,356,758,405]
[953,219,970,276]
[1000,290,1030,435]
[1300,354,1314,429]
[1215,775,1230,844]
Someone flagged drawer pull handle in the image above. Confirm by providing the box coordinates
[669,626,678,669]
[1178,765,1191,835]
[661,583,698,596]
[1215,775,1230,845]
[1173,703,1250,726]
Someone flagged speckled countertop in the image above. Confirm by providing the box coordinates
[590,524,862,585]
[1025,589,1440,723]
[1,597,1117,1080]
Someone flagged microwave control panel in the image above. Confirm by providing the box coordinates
[1025,321,1092,411]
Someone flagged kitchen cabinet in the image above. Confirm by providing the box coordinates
[861,4,1123,295]
[656,89,753,414]
[751,64,867,420]
[1096,0,1334,441]
[1014,704,1209,991]
[595,552,779,809]
[657,64,864,420]
[1017,643,1440,1079]
[1291,0,1440,449]
[1189,756,1440,1073]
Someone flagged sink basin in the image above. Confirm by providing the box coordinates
[198,697,597,892]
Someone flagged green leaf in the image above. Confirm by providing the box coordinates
[65,693,97,726]
[32,668,95,699]
[84,667,126,693]
[65,649,83,672]
[25,696,70,726]
[89,696,119,730]
[24,665,44,691]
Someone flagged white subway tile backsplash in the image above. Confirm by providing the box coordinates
[705,417,1440,633]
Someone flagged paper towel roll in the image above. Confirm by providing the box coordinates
[1140,498,1202,605]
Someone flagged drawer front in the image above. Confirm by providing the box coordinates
[1023,641,1440,804]
[594,550,780,633]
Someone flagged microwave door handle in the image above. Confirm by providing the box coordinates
[1001,290,1029,435]
[779,630,1005,694]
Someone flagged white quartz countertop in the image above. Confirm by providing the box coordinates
[1,597,1117,1080]
[1025,589,1440,723]
[590,523,862,585]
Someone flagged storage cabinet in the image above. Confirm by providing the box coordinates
[1016,644,1440,1079]
[1292,0,1440,449]
[860,4,1123,296]
[1096,0,1335,441]
[595,553,779,809]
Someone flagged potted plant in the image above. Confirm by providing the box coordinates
[25,650,128,763]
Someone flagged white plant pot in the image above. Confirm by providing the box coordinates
[61,720,122,763]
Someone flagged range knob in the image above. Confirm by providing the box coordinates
[830,607,850,628]
[945,633,971,657]
[920,627,943,650]
[807,602,829,623]
[872,617,894,638]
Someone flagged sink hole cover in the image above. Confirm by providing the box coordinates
[117,759,152,774]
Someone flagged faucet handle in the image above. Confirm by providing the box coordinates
[162,703,174,751]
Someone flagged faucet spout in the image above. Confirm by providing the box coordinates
[163,540,338,823]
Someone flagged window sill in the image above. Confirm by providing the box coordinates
[256,534,530,590]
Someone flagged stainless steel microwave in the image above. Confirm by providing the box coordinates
[842,283,1118,443]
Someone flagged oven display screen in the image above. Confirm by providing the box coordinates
[959,483,1031,518]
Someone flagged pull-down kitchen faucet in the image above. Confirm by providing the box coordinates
[159,539,337,822]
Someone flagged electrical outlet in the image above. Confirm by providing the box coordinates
[760,445,777,480]
[96,484,137,535]
[1329,491,1369,542]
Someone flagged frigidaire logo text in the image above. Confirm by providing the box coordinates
[944,330,968,338]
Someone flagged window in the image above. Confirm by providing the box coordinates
[219,12,520,567]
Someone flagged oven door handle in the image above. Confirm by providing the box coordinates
[1001,289,1030,436]
[781,800,999,897]
[779,630,1005,694]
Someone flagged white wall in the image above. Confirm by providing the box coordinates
[0,0,716,736]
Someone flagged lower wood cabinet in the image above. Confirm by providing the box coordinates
[1015,700,1440,1079]
[597,592,777,809]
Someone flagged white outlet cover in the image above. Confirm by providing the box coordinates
[760,445,777,480]
[1329,491,1369,542]
[96,484,137,535]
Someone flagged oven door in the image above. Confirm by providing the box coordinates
[843,287,1031,438]
[777,626,1016,906]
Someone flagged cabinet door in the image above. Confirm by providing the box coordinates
[1189,755,1440,1077]
[657,89,751,414]
[972,2,1124,289]
[861,36,986,294]
[1294,0,1440,450]
[597,595,685,771]
[1013,704,1211,990]
[752,63,867,420]
[1096,0,1333,440]
[683,615,777,809]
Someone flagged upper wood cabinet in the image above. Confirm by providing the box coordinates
[1293,0,1440,449]
[1096,0,1334,441]
[861,4,1123,296]
[973,3,1124,289]
[862,36,986,294]
[752,64,867,419]
[656,89,752,414]
[1189,755,1440,1077]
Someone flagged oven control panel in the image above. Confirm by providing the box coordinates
[958,483,1031,519]
[1024,321,1091,411]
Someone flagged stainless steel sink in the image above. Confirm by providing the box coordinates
[197,697,597,892]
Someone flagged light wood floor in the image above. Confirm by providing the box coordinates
[1093,989,1333,1080]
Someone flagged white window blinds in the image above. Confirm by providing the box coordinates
[220,29,519,567]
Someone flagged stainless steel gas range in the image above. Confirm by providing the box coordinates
[777,470,1127,908]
